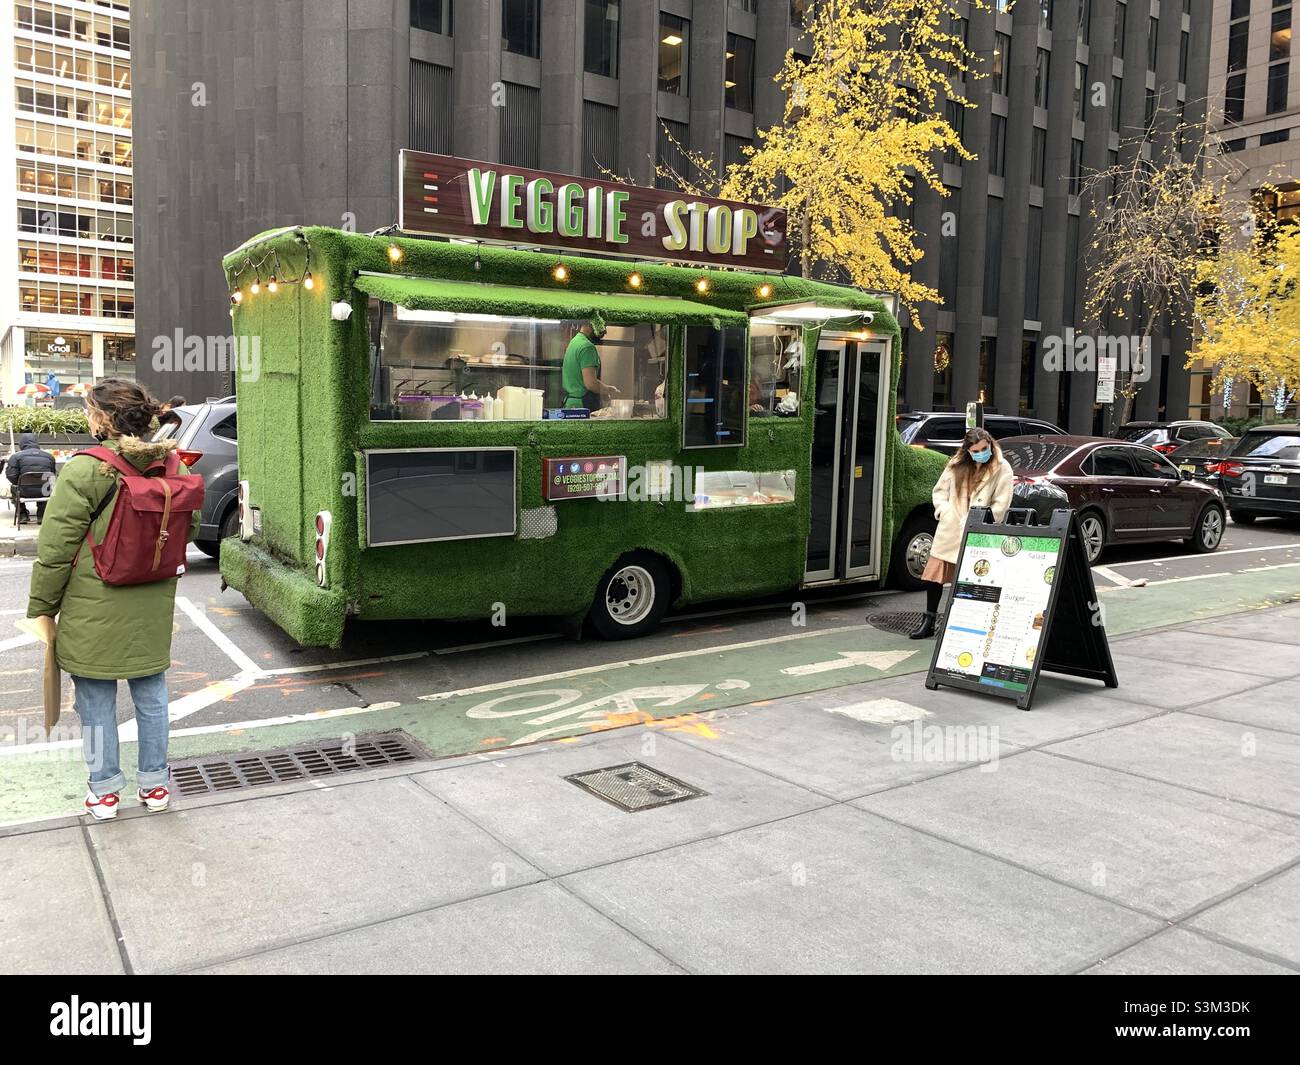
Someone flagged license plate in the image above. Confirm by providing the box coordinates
[1265,474,1288,486]
[1179,464,1196,474]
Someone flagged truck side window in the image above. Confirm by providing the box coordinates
[683,325,747,448]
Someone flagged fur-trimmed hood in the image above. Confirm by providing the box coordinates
[114,435,179,464]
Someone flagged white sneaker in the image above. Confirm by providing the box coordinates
[137,785,170,812]
[84,790,121,821]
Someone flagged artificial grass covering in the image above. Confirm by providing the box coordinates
[352,274,748,328]
[220,226,939,646]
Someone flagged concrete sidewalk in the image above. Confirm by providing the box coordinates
[0,512,39,555]
[3,603,1299,975]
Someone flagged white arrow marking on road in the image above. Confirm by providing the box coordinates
[780,649,917,677]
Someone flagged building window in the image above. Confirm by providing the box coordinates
[1261,128,1292,145]
[1148,17,1159,72]
[410,0,451,35]
[1074,63,1088,120]
[1268,60,1290,113]
[1021,334,1038,412]
[1226,72,1247,123]
[1031,127,1046,187]
[979,337,997,403]
[656,119,690,189]
[1115,1,1127,55]
[498,83,540,166]
[584,0,620,78]
[1228,20,1249,72]
[1034,49,1050,108]
[989,114,1006,177]
[992,32,1011,95]
[1039,0,1053,30]
[726,34,755,112]
[409,60,453,154]
[1111,76,1122,131]
[948,15,969,78]
[1273,7,1292,62]
[984,197,1003,318]
[945,99,965,165]
[659,13,689,95]
[1070,138,1084,196]
[1145,87,1156,130]
[1025,207,1043,320]
[1180,31,1189,83]
[1079,0,1092,45]
[1230,0,1250,20]
[790,0,812,27]
[502,0,540,58]
[582,101,618,178]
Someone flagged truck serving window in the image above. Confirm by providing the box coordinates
[367,299,667,421]
[365,448,517,546]
[748,324,803,417]
[683,325,747,448]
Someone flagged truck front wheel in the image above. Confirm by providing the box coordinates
[889,512,937,592]
[588,554,671,640]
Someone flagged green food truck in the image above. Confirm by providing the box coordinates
[218,152,945,647]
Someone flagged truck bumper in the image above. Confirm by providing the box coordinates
[219,538,347,648]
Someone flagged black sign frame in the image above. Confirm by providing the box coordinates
[924,507,1119,711]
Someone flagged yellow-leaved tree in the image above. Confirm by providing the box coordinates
[653,0,985,318]
[1194,221,1300,414]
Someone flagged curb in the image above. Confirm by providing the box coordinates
[0,538,38,556]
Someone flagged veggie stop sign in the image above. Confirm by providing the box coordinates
[399,150,789,271]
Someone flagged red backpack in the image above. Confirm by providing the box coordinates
[75,446,205,586]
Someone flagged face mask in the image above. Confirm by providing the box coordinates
[970,448,992,465]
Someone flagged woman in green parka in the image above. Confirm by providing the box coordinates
[27,378,200,820]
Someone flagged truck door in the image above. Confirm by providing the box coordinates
[805,336,890,583]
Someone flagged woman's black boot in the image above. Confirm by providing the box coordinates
[909,611,936,639]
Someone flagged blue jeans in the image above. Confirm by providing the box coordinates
[72,672,170,796]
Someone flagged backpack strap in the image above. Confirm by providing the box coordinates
[74,446,138,478]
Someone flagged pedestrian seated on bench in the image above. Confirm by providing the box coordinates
[5,432,55,525]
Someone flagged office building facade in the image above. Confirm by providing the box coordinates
[132,0,1208,430]
[1202,0,1300,421]
[0,0,135,406]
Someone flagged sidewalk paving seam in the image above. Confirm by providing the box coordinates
[404,771,695,975]
[1038,744,1300,823]
[79,821,134,976]
[1178,706,1300,738]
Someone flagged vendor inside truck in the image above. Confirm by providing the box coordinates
[562,316,619,410]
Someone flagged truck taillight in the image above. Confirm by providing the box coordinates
[238,480,253,540]
[314,511,332,588]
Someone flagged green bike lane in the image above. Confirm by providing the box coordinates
[2,562,1298,826]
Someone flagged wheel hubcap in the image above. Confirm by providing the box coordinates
[1202,509,1223,549]
[606,565,655,626]
[906,533,933,579]
[1081,518,1104,562]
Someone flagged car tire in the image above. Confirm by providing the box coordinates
[1229,510,1257,525]
[588,553,671,640]
[219,505,240,541]
[889,512,937,591]
[195,539,221,559]
[1187,505,1226,553]
[1077,510,1107,565]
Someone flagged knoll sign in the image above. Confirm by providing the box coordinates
[399,150,788,272]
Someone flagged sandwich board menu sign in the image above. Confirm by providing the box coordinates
[925,508,1118,711]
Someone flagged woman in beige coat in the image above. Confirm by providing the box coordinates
[911,427,1015,639]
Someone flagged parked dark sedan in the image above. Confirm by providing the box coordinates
[898,411,1066,456]
[1114,420,1232,454]
[999,436,1226,563]
[1167,436,1238,486]
[151,401,238,557]
[1217,424,1300,523]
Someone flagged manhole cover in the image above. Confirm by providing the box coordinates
[865,611,935,636]
[169,730,429,798]
[565,762,706,813]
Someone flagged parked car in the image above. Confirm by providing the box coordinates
[1113,420,1232,454]
[897,412,1066,456]
[999,436,1226,563]
[151,401,238,557]
[1216,424,1300,524]
[1167,435,1238,486]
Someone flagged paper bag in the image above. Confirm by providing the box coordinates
[16,615,60,732]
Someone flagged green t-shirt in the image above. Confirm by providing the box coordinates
[562,333,601,408]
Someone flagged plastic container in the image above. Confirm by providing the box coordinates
[458,400,484,421]
[397,393,433,419]
[608,398,634,419]
[498,385,529,420]
[526,388,544,420]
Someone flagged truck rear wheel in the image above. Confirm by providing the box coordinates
[588,554,671,640]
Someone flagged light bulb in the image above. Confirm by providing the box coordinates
[303,273,315,290]
[250,280,261,295]
[231,290,243,305]
[267,277,279,294]
[696,278,710,294]
[388,244,403,262]
[553,264,569,282]
[628,272,643,289]
[758,283,773,299]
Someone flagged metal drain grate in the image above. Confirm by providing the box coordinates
[169,731,429,797]
[865,611,938,637]
[565,762,706,813]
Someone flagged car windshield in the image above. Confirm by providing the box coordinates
[1001,441,1075,472]
[1114,425,1160,441]
[1171,438,1234,459]
[1232,431,1300,461]
[896,415,924,442]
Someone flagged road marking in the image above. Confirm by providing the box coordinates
[781,649,917,677]
[175,596,265,676]
[0,632,37,652]
[118,675,259,740]
[1092,566,1127,586]
[1097,561,1300,590]
[1106,543,1300,568]
[417,624,867,703]
[434,633,559,655]
[262,651,430,676]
